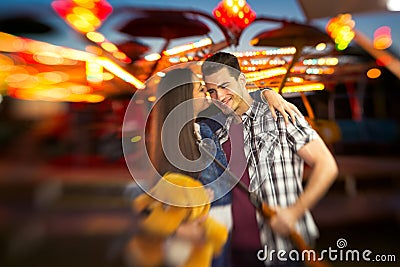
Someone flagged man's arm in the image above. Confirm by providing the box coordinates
[269,137,338,236]
[294,137,338,212]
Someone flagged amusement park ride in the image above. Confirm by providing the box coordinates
[0,2,400,266]
[0,0,398,144]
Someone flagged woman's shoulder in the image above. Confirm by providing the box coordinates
[198,114,225,132]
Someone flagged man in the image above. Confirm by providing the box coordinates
[201,52,338,267]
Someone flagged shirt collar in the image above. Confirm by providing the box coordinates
[223,100,268,131]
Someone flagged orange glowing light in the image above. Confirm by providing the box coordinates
[245,67,287,82]
[112,51,130,63]
[144,53,161,61]
[102,72,114,81]
[33,52,65,65]
[374,26,392,50]
[86,31,105,43]
[5,73,30,84]
[101,42,118,52]
[164,38,212,56]
[96,57,144,89]
[0,54,15,65]
[9,82,105,103]
[37,71,69,84]
[147,96,156,102]
[73,0,95,8]
[315,43,326,51]
[367,68,381,79]
[70,85,92,94]
[270,83,325,93]
[6,74,39,89]
[0,33,25,52]
[85,45,103,55]
[86,94,105,102]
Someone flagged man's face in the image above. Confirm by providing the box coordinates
[203,67,243,115]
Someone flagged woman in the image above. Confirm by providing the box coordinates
[146,68,232,267]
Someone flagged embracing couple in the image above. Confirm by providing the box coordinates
[146,52,338,267]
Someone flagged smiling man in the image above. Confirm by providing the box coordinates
[205,65,252,117]
[201,52,338,267]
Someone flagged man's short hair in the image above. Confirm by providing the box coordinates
[201,52,241,80]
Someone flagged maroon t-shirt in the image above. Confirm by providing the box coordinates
[222,122,261,250]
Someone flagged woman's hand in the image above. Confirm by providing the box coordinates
[174,216,207,243]
[205,188,215,203]
[262,90,303,125]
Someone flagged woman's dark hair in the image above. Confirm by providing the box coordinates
[146,68,200,177]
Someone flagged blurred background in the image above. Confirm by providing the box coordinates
[0,0,399,266]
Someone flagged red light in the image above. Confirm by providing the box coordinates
[52,0,112,33]
[376,55,392,66]
[213,0,256,35]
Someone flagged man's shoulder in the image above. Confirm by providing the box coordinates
[249,90,262,102]
[250,98,272,118]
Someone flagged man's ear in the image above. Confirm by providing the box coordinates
[239,72,247,89]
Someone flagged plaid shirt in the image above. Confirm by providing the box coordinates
[217,99,319,265]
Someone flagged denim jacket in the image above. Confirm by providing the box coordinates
[197,122,232,206]
[197,91,264,206]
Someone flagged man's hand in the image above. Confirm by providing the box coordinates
[262,90,303,125]
[269,206,302,237]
